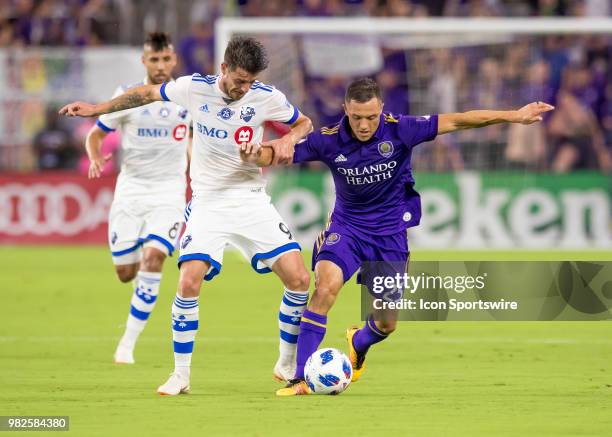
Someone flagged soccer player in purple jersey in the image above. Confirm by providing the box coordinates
[241,77,554,396]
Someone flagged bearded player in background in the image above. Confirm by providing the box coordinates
[84,32,191,365]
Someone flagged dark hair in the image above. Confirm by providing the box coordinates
[144,32,173,51]
[224,36,269,74]
[345,77,382,103]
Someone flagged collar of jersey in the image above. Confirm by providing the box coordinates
[338,114,385,150]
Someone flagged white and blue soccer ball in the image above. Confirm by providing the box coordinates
[304,348,352,395]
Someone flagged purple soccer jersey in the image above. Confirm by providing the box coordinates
[294,112,438,235]
[294,112,438,282]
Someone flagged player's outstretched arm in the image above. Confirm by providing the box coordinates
[437,101,555,135]
[58,84,164,117]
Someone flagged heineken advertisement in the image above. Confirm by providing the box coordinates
[266,170,611,249]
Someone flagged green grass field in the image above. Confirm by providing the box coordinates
[1,247,612,436]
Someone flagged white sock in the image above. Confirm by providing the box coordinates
[172,293,199,380]
[119,271,162,350]
[278,288,308,365]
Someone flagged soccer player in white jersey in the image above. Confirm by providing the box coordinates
[61,36,313,395]
[84,32,191,365]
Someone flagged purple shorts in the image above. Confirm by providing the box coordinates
[312,220,409,284]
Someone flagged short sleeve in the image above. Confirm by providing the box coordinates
[264,88,300,125]
[293,133,322,164]
[97,86,128,132]
[397,114,438,148]
[160,75,192,109]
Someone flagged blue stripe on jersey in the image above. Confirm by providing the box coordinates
[145,233,175,255]
[96,119,115,132]
[192,73,216,83]
[160,82,170,101]
[251,81,273,91]
[178,253,222,281]
[284,105,299,125]
[250,242,301,274]
[111,242,141,257]
[250,85,273,92]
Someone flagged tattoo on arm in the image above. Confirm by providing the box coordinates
[107,87,157,112]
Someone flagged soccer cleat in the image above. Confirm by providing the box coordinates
[276,378,312,396]
[346,327,366,382]
[273,358,296,383]
[157,373,190,396]
[113,344,135,364]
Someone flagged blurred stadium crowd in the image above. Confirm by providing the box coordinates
[0,0,610,173]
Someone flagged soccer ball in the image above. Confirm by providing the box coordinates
[304,348,352,395]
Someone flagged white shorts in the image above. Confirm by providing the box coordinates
[109,199,184,265]
[178,190,300,281]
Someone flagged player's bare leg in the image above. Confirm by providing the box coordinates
[115,263,139,283]
[114,247,166,364]
[277,260,343,396]
[270,251,310,382]
[158,259,208,396]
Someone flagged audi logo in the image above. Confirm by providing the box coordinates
[0,183,113,236]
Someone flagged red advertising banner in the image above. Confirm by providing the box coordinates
[0,172,116,244]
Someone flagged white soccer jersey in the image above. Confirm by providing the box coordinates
[97,80,191,200]
[160,74,298,196]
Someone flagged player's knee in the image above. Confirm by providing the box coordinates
[285,271,310,291]
[178,274,201,297]
[141,251,165,272]
[309,283,340,313]
[116,265,137,283]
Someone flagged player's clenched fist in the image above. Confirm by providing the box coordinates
[240,141,261,155]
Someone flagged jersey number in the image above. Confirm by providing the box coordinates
[168,222,180,239]
[279,223,292,240]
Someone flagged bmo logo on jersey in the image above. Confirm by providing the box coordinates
[173,124,188,140]
[234,126,254,145]
[137,128,169,138]
[196,122,228,139]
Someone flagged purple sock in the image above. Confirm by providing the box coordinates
[295,309,327,379]
[352,315,388,355]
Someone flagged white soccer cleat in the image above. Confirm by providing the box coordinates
[273,358,296,383]
[157,373,190,396]
[113,344,135,364]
